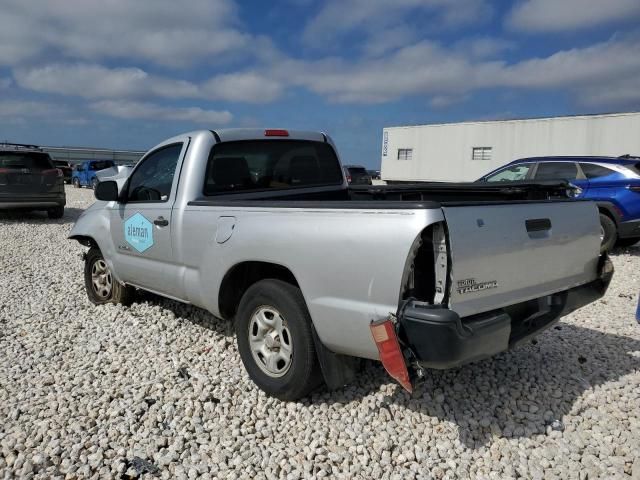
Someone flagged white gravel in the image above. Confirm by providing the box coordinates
[1,185,639,479]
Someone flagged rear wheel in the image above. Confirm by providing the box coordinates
[84,247,135,305]
[599,213,617,253]
[73,177,80,188]
[47,206,64,219]
[235,279,321,400]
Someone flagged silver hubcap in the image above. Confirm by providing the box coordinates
[248,306,293,378]
[91,259,112,299]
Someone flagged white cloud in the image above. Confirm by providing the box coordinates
[0,0,250,67]
[271,34,640,109]
[302,0,491,49]
[0,99,89,125]
[577,77,640,107]
[202,72,284,103]
[506,0,640,32]
[0,100,63,117]
[454,37,516,59]
[14,63,284,104]
[276,42,492,103]
[497,36,640,90]
[363,27,419,57]
[14,64,200,99]
[91,100,233,125]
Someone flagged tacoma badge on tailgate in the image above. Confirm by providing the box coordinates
[457,278,498,295]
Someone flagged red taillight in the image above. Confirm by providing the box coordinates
[370,319,412,393]
[0,168,10,174]
[264,129,289,137]
[42,168,63,177]
[346,175,352,183]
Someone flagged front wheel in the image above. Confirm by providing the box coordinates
[235,279,322,400]
[84,247,135,305]
[599,213,617,253]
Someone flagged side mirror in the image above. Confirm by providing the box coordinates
[95,180,120,202]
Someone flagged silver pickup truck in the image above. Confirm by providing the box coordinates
[70,129,613,400]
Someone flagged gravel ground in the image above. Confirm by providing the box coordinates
[1,185,639,480]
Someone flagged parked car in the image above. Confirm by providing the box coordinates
[70,129,612,400]
[343,164,372,185]
[72,160,116,189]
[478,156,640,251]
[0,143,65,218]
[53,160,73,184]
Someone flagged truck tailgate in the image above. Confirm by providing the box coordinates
[442,201,601,318]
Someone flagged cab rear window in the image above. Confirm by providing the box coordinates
[203,140,343,195]
[0,152,53,170]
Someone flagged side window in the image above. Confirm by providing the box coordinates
[534,162,578,180]
[580,163,615,179]
[485,164,532,182]
[127,143,183,202]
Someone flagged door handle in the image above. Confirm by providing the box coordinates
[154,216,169,227]
[526,218,551,232]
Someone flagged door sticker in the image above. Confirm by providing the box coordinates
[124,213,154,253]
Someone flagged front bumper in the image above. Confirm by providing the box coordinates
[618,219,640,239]
[398,255,614,369]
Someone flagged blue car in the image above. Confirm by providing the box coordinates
[478,155,640,251]
[72,160,115,189]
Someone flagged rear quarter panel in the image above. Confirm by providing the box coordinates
[176,205,444,359]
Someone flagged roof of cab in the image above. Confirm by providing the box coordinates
[212,128,326,143]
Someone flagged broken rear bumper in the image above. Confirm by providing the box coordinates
[398,255,613,370]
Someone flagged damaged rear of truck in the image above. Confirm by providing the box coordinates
[361,183,613,392]
[70,129,613,400]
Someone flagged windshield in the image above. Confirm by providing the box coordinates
[0,152,53,170]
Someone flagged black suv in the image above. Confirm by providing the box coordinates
[343,164,373,185]
[0,143,66,218]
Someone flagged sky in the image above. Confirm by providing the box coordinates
[1,0,640,168]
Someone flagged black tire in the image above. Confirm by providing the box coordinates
[235,279,322,400]
[616,237,639,248]
[47,206,64,219]
[91,177,98,190]
[73,178,80,188]
[84,247,135,306]
[599,213,617,253]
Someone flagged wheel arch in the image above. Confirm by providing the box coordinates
[218,261,301,320]
[596,201,621,227]
[69,234,98,248]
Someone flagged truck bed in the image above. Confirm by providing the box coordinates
[188,180,574,208]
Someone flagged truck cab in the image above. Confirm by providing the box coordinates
[72,160,116,189]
